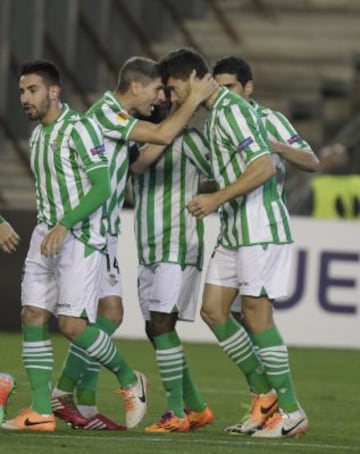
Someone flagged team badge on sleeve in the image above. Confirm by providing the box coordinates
[117,112,131,125]
[238,136,254,150]
[90,144,105,155]
[288,134,301,145]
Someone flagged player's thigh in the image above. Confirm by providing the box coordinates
[174,265,202,322]
[56,236,105,323]
[21,223,58,314]
[149,263,184,316]
[139,263,201,322]
[241,295,274,333]
[99,235,122,299]
[236,243,293,299]
[203,245,238,320]
[138,265,156,321]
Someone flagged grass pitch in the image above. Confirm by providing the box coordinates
[0,333,359,454]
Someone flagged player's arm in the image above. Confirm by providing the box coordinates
[130,143,167,174]
[60,166,110,229]
[128,73,218,145]
[270,140,320,172]
[0,215,20,254]
[41,166,110,257]
[267,110,319,172]
[188,155,275,219]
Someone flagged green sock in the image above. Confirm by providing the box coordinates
[183,363,207,412]
[22,325,53,415]
[246,331,262,394]
[253,326,299,412]
[154,330,185,418]
[76,317,118,406]
[73,325,136,387]
[212,317,270,394]
[57,343,90,393]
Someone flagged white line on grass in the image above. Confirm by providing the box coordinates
[8,433,359,452]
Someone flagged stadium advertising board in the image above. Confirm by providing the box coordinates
[117,212,359,349]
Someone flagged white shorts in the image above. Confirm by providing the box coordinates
[205,243,292,299]
[138,263,201,322]
[98,235,122,299]
[21,223,105,323]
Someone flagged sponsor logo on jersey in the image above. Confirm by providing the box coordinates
[238,137,253,150]
[90,144,105,155]
[117,111,131,125]
[238,281,249,288]
[288,134,301,144]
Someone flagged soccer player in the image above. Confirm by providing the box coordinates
[1,60,146,432]
[212,56,319,202]
[0,215,20,254]
[212,56,319,433]
[51,57,217,429]
[159,48,309,438]
[130,98,214,433]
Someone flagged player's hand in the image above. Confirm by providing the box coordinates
[187,193,220,219]
[40,224,68,257]
[188,71,218,104]
[269,140,284,154]
[0,222,20,254]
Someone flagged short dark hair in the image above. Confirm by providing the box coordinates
[213,56,253,88]
[116,57,160,93]
[20,60,61,86]
[159,48,210,84]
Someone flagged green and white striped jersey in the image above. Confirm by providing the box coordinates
[206,87,292,249]
[29,104,108,250]
[132,128,212,269]
[251,100,312,199]
[86,91,138,235]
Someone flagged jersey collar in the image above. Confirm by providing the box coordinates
[210,86,229,111]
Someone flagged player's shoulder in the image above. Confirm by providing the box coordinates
[257,103,289,123]
[63,107,82,124]
[86,91,116,116]
[30,123,42,136]
[218,91,255,121]
[66,110,101,137]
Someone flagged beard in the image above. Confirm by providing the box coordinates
[23,96,51,121]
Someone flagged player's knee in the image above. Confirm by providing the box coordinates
[98,296,123,326]
[21,305,49,326]
[58,316,87,341]
[150,312,176,336]
[200,305,223,328]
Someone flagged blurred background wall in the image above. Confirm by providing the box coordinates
[0,0,359,334]
[1,0,360,211]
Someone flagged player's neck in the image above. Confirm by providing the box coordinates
[203,87,221,111]
[41,101,63,125]
[113,91,132,114]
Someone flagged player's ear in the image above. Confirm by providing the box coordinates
[49,85,60,100]
[131,81,142,96]
[244,80,254,98]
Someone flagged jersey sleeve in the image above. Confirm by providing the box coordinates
[69,117,108,172]
[219,103,270,166]
[93,103,138,141]
[182,129,212,178]
[266,110,312,150]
